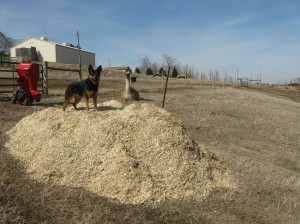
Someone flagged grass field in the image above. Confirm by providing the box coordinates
[0,63,299,223]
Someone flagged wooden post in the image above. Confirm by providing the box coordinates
[250,69,252,86]
[162,66,170,108]
[77,31,82,81]
[42,61,48,95]
[108,58,115,99]
[200,73,203,87]
[260,70,262,88]
[213,75,216,89]
[162,70,165,90]
[235,68,238,88]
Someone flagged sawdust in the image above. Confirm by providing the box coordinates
[5,100,234,205]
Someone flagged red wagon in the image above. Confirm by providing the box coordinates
[12,63,42,106]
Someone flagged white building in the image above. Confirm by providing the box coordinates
[10,37,95,66]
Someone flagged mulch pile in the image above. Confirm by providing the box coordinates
[5,101,233,205]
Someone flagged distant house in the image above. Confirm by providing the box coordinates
[10,37,95,66]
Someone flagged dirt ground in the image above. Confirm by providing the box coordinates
[1,65,300,223]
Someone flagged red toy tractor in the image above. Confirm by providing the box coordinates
[12,63,42,106]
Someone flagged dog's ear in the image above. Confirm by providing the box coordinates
[88,65,94,74]
[96,65,102,75]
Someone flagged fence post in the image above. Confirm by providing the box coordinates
[42,61,48,95]
[162,70,165,90]
[200,73,203,87]
[213,75,216,89]
[162,66,170,108]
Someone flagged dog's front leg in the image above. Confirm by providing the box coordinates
[85,97,89,111]
[93,93,98,110]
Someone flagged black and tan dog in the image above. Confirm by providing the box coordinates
[63,65,102,111]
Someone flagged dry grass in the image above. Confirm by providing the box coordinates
[158,88,300,223]
[0,63,300,223]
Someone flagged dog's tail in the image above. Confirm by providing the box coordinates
[65,87,73,100]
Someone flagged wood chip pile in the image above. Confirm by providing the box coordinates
[5,101,233,205]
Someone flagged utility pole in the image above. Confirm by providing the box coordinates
[77,31,82,81]
[108,57,116,99]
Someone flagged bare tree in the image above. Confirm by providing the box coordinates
[214,70,221,81]
[182,64,189,75]
[223,71,228,82]
[201,71,207,80]
[0,32,16,54]
[208,69,214,80]
[194,71,200,80]
[138,53,201,79]
[151,62,160,75]
[174,60,182,74]
[228,75,234,83]
[182,63,197,78]
[189,64,195,78]
[138,54,151,74]
[162,54,176,68]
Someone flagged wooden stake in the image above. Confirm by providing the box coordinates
[162,66,170,108]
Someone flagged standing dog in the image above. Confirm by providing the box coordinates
[63,65,102,111]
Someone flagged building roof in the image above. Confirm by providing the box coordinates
[109,66,130,71]
[11,37,95,54]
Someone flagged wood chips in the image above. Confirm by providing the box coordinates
[5,101,233,205]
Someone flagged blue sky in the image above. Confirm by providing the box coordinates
[1,0,300,83]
